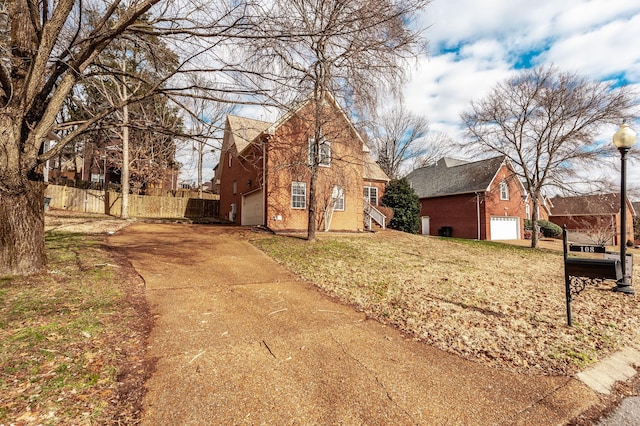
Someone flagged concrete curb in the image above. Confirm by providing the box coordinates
[576,347,640,394]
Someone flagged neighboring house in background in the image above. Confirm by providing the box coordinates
[549,194,635,245]
[211,165,220,194]
[405,156,548,240]
[43,132,83,182]
[45,136,178,191]
[633,201,640,243]
[215,94,390,232]
[202,181,214,192]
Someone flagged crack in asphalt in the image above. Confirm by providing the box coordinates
[329,332,419,425]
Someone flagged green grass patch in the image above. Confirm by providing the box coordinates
[0,231,144,424]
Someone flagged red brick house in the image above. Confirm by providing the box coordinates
[549,194,635,245]
[405,156,548,240]
[215,94,389,232]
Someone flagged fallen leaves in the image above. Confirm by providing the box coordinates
[1,230,151,425]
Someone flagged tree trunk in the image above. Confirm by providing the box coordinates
[0,110,47,276]
[307,87,325,242]
[121,102,130,219]
[307,163,318,241]
[198,142,203,199]
[531,194,540,249]
[0,180,46,276]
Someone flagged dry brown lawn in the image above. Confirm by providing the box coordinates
[253,230,640,376]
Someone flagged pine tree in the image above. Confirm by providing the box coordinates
[382,178,420,233]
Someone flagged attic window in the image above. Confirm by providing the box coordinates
[500,180,509,200]
[309,137,331,167]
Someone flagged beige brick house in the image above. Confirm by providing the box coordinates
[215,94,389,232]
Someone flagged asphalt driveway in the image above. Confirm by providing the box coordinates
[108,223,596,425]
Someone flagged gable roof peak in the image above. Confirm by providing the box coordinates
[436,157,470,168]
[225,115,272,154]
[406,155,509,199]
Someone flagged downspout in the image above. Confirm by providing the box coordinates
[262,136,267,227]
[476,192,481,240]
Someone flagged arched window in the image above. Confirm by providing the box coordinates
[500,180,509,200]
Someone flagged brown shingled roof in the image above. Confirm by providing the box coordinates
[363,152,390,182]
[405,156,506,198]
[549,194,620,216]
[226,115,272,154]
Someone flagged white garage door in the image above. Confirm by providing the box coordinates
[490,216,519,240]
[241,190,263,226]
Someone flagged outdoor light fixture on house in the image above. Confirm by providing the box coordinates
[612,122,636,295]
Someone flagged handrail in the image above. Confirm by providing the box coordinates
[363,198,386,230]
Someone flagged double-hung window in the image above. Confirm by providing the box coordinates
[363,186,378,205]
[291,182,306,209]
[332,186,345,211]
[308,137,331,166]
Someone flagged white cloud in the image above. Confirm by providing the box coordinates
[405,0,640,146]
[179,0,640,188]
[542,13,640,80]
[403,50,513,141]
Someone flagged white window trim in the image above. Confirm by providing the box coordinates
[309,137,331,167]
[500,180,509,200]
[332,186,345,211]
[364,186,378,206]
[291,182,306,209]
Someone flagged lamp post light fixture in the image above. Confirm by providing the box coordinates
[612,122,636,295]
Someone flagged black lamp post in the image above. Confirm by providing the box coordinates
[612,122,636,295]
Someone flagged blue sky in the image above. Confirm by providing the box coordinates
[404,0,640,140]
[179,0,640,188]
[400,0,640,192]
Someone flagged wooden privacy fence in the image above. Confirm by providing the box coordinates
[45,184,219,219]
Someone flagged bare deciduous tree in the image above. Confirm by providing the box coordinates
[0,0,164,276]
[244,0,430,241]
[77,27,182,214]
[409,131,458,171]
[370,103,429,179]
[462,65,638,248]
[579,216,616,246]
[181,89,233,198]
[0,0,261,276]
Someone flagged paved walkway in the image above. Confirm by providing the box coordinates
[109,223,599,425]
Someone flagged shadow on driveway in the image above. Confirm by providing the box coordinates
[109,223,596,425]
